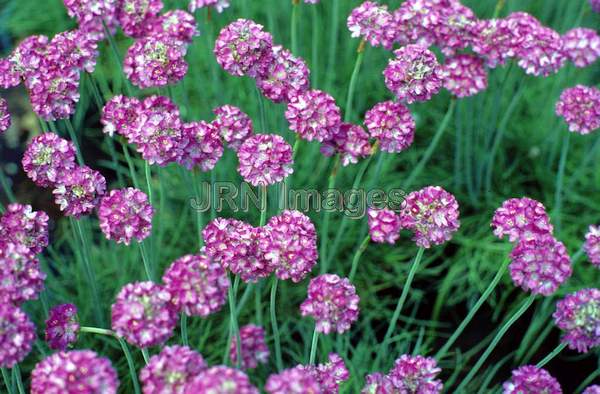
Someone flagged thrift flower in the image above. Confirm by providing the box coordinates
[265,366,322,394]
[555,85,600,134]
[140,345,207,394]
[237,134,293,187]
[584,225,600,267]
[151,10,198,45]
[0,241,46,305]
[212,105,254,151]
[256,46,310,103]
[470,18,517,68]
[388,355,443,394]
[364,100,415,153]
[347,1,395,49]
[98,188,154,245]
[184,366,258,394]
[502,365,562,394]
[0,304,36,368]
[442,54,488,98]
[101,95,141,137]
[553,288,600,353]
[22,132,77,187]
[303,353,349,393]
[188,0,229,13]
[321,123,372,167]
[63,0,119,39]
[584,386,600,394]
[0,203,49,254]
[285,89,341,142]
[118,0,163,38]
[230,324,270,369]
[0,98,10,133]
[45,304,79,350]
[52,166,107,218]
[491,197,553,242]
[177,121,224,171]
[368,208,402,244]
[561,28,600,68]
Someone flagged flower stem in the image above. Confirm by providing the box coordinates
[270,277,284,371]
[102,20,134,96]
[0,167,16,204]
[325,0,340,91]
[1,368,12,394]
[348,235,370,281]
[308,327,319,364]
[121,141,140,189]
[259,185,268,226]
[319,155,341,273]
[455,294,537,392]
[65,118,84,165]
[80,326,115,336]
[553,133,571,232]
[138,242,154,282]
[344,40,365,122]
[311,5,319,85]
[181,313,189,347]
[291,0,300,55]
[255,86,267,133]
[12,366,24,394]
[141,348,150,365]
[227,275,242,368]
[536,342,567,368]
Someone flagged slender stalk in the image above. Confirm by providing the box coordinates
[181,313,189,347]
[138,242,154,282]
[270,277,284,371]
[65,118,85,165]
[121,142,140,189]
[259,185,268,226]
[1,367,12,394]
[536,342,567,368]
[145,162,153,207]
[348,235,370,281]
[308,327,319,364]
[311,5,319,86]
[102,20,134,96]
[455,294,537,392]
[227,275,242,368]
[319,155,341,273]
[118,338,142,394]
[0,167,16,204]
[255,86,267,132]
[12,366,24,394]
[191,169,204,248]
[291,0,300,55]
[344,40,366,122]
[492,0,506,17]
[141,349,150,365]
[325,0,340,91]
[553,133,571,231]
[80,326,115,336]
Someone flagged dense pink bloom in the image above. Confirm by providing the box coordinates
[321,123,372,167]
[0,98,10,133]
[0,35,49,89]
[25,66,81,121]
[442,54,488,98]
[509,234,572,296]
[188,0,230,13]
[368,208,401,244]
[151,10,198,45]
[364,100,414,153]
[388,355,443,394]
[553,288,600,353]
[185,366,258,394]
[347,1,395,49]
[502,365,561,394]
[230,324,269,369]
[63,0,118,39]
[22,133,77,187]
[212,105,254,151]
[585,225,600,267]
[52,166,106,218]
[140,345,207,394]
[118,0,163,38]
[111,281,178,348]
[391,0,440,47]
[162,254,229,316]
[592,0,600,12]
[0,203,49,254]
[470,18,517,68]
[259,210,318,283]
[214,19,274,77]
[101,95,141,137]
[237,134,294,187]
[562,28,600,68]
[584,386,600,394]
[0,304,36,368]
[384,45,443,104]
[304,353,349,393]
[256,46,310,103]
[399,186,460,248]
[265,366,322,394]
[0,58,22,89]
[98,188,154,245]
[286,89,341,142]
[45,304,79,351]
[433,0,477,56]
[555,85,600,134]
[177,121,224,171]
[362,372,395,393]
[46,29,99,73]
[491,197,553,242]
[30,350,119,394]
[124,34,188,89]
[300,274,360,334]
[0,241,46,305]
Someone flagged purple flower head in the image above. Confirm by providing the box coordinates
[286,89,341,142]
[0,304,36,368]
[259,210,318,283]
[368,208,401,244]
[185,366,258,394]
[592,0,600,12]
[399,186,460,248]
[321,123,372,167]
[118,0,163,38]
[555,85,600,134]
[214,19,274,77]
[98,188,154,245]
[53,166,107,218]
[188,0,230,13]
[442,54,488,98]
[151,10,198,45]
[265,365,322,394]
[46,29,99,73]
[470,18,517,68]
[177,121,224,171]
[101,95,141,137]
[0,241,46,305]
[0,203,49,254]
[347,1,395,49]
[433,0,478,56]
[585,225,600,267]
[384,44,443,104]
[111,281,178,348]
[304,353,349,393]
[140,345,207,394]
[362,372,395,394]
[45,304,79,350]
[388,355,443,394]
[162,254,229,317]
[509,234,572,296]
[212,105,254,151]
[256,46,310,103]
[562,28,600,68]
[300,274,360,334]
[237,134,294,187]
[0,98,11,133]
[502,365,562,394]
[0,59,21,90]
[392,0,441,48]
[364,100,415,153]
[1,35,49,89]
[63,0,118,39]
[230,324,270,369]
[26,68,81,121]
[584,386,600,394]
[30,350,119,394]
[22,133,77,187]
[553,288,600,353]
[491,197,553,242]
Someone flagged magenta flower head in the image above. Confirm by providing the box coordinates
[509,234,572,296]
[399,186,460,248]
[0,35,49,89]
[562,28,600,68]
[0,98,10,133]
[368,208,401,244]
[491,197,553,243]
[214,18,274,77]
[212,105,254,151]
[188,0,230,13]
[111,281,178,348]
[384,44,443,104]
[140,345,207,394]
[592,0,600,12]
[259,210,318,283]
[0,241,46,305]
[237,134,294,187]
[151,10,198,45]
[391,0,440,48]
[364,100,414,154]
[286,89,341,142]
[388,355,443,394]
[63,0,118,39]
[442,54,488,98]
[553,288,600,353]
[0,304,36,368]
[25,64,81,121]
[162,254,229,317]
[304,353,349,393]
[502,365,561,394]
[585,225,600,267]
[265,365,322,394]
[53,166,107,218]
[470,18,517,68]
[185,366,258,394]
[0,203,49,254]
[555,85,600,134]
[30,350,119,394]
[22,132,77,187]
[118,0,163,38]
[124,34,188,89]
[362,372,395,393]
[321,123,372,167]
[230,324,270,369]
[300,274,360,334]
[584,386,600,394]
[347,1,395,49]
[256,46,310,103]
[45,303,79,350]
[433,1,477,56]
[177,121,224,171]
[101,95,141,137]
[46,29,99,73]
[98,187,154,245]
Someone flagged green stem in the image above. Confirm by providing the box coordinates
[311,5,319,86]
[227,275,242,368]
[259,185,268,226]
[1,368,12,394]
[291,0,300,55]
[344,41,365,122]
[145,162,153,207]
[12,366,24,394]
[553,133,571,231]
[102,20,134,96]
[65,118,85,165]
[455,294,536,392]
[181,313,189,347]
[255,85,266,132]
[138,242,154,282]
[118,338,142,394]
[536,342,567,368]
[270,277,284,371]
[325,0,340,91]
[141,349,150,365]
[121,141,140,189]
[348,235,370,281]
[308,327,319,364]
[0,167,16,204]
[319,155,341,273]
[80,326,115,336]
[492,0,506,17]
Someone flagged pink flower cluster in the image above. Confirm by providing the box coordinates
[303,353,350,393]
[44,304,79,351]
[185,366,258,394]
[585,225,600,267]
[442,54,488,98]
[368,208,401,244]
[237,134,294,186]
[363,354,443,394]
[0,203,49,254]
[584,386,600,394]
[178,121,224,171]
[502,365,561,394]
[347,1,395,49]
[364,100,415,153]
[140,345,207,393]
[230,324,270,370]
[562,28,600,68]
[0,241,46,305]
[265,366,321,394]
[188,0,230,13]
[285,89,341,142]
[321,123,373,167]
[492,197,554,242]
[0,98,10,133]
[553,288,600,353]
[63,0,118,39]
[53,166,107,218]
[212,105,254,151]
[555,85,600,135]
[257,46,310,103]
[117,0,164,38]
[0,303,36,368]
[98,187,154,245]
